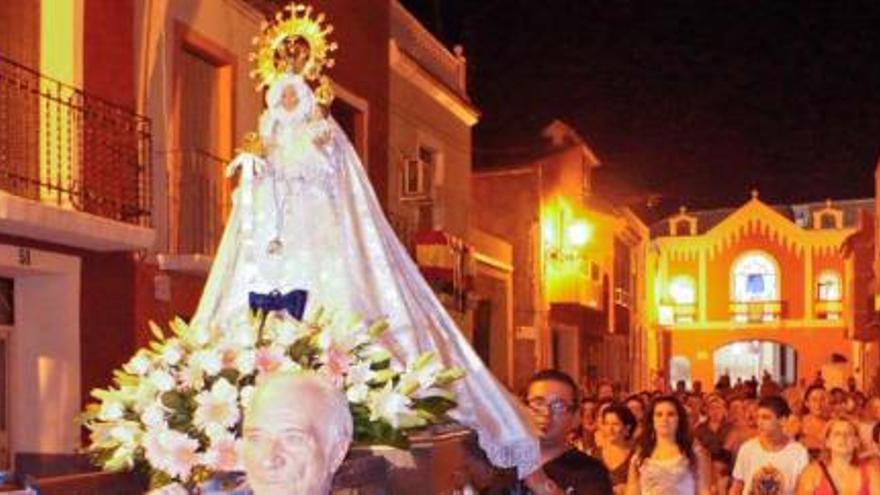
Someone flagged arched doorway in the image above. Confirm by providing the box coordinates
[714,340,797,386]
[669,355,692,389]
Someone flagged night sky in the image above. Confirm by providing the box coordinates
[400,0,880,217]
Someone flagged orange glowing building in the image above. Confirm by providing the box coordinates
[473,121,649,392]
[646,192,877,391]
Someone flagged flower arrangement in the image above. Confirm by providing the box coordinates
[80,307,464,490]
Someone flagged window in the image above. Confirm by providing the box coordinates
[0,278,12,326]
[732,252,778,302]
[401,145,436,199]
[666,276,696,324]
[676,219,691,236]
[819,213,837,230]
[731,251,780,322]
[816,271,842,320]
[669,276,696,305]
[817,271,842,301]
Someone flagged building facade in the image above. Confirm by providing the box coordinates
[386,0,517,386]
[472,121,649,393]
[647,192,876,391]
[0,0,421,467]
[0,0,153,466]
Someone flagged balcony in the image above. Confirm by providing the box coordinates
[158,150,229,274]
[729,300,785,323]
[391,0,468,101]
[0,55,153,250]
[658,302,697,326]
[815,299,843,320]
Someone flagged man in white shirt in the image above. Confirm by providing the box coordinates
[729,395,808,495]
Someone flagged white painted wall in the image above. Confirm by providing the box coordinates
[0,244,81,456]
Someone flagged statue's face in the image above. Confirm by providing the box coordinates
[280,85,299,112]
[288,38,310,74]
[242,392,330,495]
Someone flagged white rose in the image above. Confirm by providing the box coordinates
[235,349,256,376]
[193,349,222,376]
[98,400,125,421]
[161,344,183,366]
[204,423,229,443]
[125,352,151,376]
[148,370,175,392]
[346,383,369,404]
[140,405,166,428]
[110,423,140,446]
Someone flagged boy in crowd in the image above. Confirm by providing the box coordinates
[729,395,808,495]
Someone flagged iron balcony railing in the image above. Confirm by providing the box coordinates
[0,55,151,225]
[814,299,844,320]
[168,149,229,257]
[658,302,697,325]
[729,300,785,323]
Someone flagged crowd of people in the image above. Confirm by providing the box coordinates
[511,369,880,495]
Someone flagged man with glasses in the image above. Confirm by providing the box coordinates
[508,369,612,494]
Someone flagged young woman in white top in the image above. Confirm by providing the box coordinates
[625,395,711,495]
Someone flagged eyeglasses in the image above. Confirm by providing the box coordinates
[526,398,575,415]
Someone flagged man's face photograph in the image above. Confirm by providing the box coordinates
[242,390,330,495]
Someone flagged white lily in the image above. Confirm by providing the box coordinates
[368,381,412,428]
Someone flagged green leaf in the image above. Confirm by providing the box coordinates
[148,321,165,342]
[434,367,466,386]
[412,396,458,418]
[161,390,186,410]
[367,320,389,338]
[412,351,436,370]
[370,369,397,384]
[369,357,391,370]
[218,368,240,384]
[149,470,174,490]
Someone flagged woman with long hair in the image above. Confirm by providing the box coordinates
[799,385,831,458]
[625,394,647,441]
[596,404,638,494]
[796,416,880,495]
[724,396,758,456]
[625,395,711,495]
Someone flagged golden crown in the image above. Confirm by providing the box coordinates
[249,3,338,105]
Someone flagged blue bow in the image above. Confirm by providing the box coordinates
[248,289,308,320]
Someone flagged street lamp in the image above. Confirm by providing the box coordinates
[566,220,593,247]
[543,206,592,263]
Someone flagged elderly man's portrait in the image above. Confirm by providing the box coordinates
[242,372,354,495]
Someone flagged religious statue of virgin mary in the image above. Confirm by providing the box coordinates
[190,3,543,485]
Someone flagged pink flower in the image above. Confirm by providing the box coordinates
[220,347,238,369]
[193,379,240,430]
[143,428,200,480]
[254,346,285,375]
[320,345,351,387]
[202,435,241,471]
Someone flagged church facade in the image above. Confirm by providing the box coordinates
[646,192,877,391]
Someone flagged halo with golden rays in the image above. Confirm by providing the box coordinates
[249,3,338,98]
